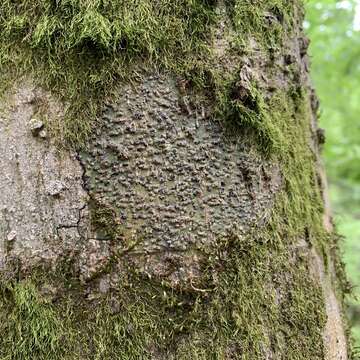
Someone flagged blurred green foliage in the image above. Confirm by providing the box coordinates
[306,0,360,348]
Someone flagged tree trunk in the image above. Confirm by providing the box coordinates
[0,1,350,359]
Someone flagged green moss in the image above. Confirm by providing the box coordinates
[216,79,285,155]
[0,0,217,147]
[0,225,327,359]
[225,0,295,50]
[0,0,296,148]
[0,280,69,360]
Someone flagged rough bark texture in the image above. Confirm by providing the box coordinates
[0,1,350,359]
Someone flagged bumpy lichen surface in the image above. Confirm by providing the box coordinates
[80,77,282,256]
[0,0,350,359]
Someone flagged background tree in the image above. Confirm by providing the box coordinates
[306,0,360,349]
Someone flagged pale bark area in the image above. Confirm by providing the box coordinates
[317,165,348,359]
[0,84,89,270]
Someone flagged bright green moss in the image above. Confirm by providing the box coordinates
[0,0,217,147]
[225,0,296,49]
[216,80,286,155]
[0,0,295,147]
[0,221,327,359]
[0,280,69,360]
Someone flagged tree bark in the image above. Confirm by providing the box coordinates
[0,1,349,359]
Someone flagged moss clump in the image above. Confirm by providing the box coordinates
[225,0,296,50]
[0,0,296,148]
[0,280,69,360]
[0,227,326,359]
[216,79,285,155]
[0,0,217,147]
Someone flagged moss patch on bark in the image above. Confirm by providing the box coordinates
[0,0,295,147]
